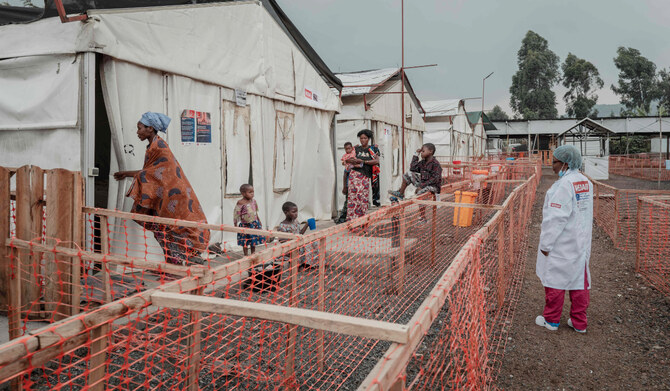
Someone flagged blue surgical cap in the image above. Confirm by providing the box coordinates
[553,145,582,170]
[139,112,171,133]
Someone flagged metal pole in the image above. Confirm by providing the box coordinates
[481,72,493,157]
[400,0,406,173]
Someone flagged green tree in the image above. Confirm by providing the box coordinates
[509,31,560,119]
[561,53,603,118]
[487,105,509,121]
[657,68,670,111]
[611,47,658,113]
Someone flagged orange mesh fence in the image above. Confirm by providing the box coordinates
[609,154,670,181]
[636,196,670,295]
[592,179,670,251]
[0,162,540,390]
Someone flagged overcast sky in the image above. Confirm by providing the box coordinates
[8,0,670,116]
[276,0,670,116]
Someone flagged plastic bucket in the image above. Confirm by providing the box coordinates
[453,160,462,175]
[453,191,478,227]
[472,169,489,190]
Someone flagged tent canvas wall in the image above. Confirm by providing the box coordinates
[335,68,425,207]
[0,2,341,254]
[423,99,473,161]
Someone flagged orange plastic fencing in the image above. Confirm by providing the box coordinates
[0,162,540,390]
[636,196,670,295]
[609,154,670,181]
[592,180,670,251]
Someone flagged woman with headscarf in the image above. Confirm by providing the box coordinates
[344,129,379,221]
[535,145,593,333]
[114,112,210,266]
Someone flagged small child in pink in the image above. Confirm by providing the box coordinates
[341,142,358,171]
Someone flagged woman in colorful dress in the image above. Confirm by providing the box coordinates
[113,112,210,265]
[344,129,379,221]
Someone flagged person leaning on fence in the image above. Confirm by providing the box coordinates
[535,145,593,333]
[388,143,443,201]
[113,112,210,266]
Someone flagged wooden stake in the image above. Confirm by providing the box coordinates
[496,214,506,309]
[317,237,326,372]
[431,194,437,266]
[100,216,112,303]
[185,286,203,391]
[71,173,84,315]
[635,198,642,273]
[29,166,44,318]
[45,169,74,321]
[15,166,38,313]
[284,249,298,386]
[87,323,109,391]
[397,207,406,293]
[0,167,10,313]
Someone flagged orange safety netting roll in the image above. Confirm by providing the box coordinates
[0,161,541,390]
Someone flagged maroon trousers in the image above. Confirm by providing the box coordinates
[542,268,590,330]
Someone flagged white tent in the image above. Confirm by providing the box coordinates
[422,99,473,161]
[335,68,425,206]
[0,2,342,251]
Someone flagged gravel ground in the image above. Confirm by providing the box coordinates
[497,169,670,390]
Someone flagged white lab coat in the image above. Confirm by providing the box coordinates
[536,170,593,290]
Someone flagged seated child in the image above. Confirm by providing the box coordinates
[388,143,443,201]
[276,201,319,268]
[234,184,266,256]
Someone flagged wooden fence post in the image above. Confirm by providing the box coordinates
[284,249,299,388]
[496,214,506,309]
[317,237,326,372]
[614,189,620,248]
[0,167,10,313]
[431,194,437,266]
[397,207,406,293]
[88,214,111,391]
[635,198,642,273]
[45,169,75,321]
[185,286,204,391]
[15,166,42,315]
[71,173,84,315]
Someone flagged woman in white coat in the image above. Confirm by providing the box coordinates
[535,145,593,333]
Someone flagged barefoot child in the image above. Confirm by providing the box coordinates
[388,143,442,201]
[234,184,265,256]
[276,201,319,268]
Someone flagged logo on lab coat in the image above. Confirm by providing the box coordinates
[550,203,561,209]
[573,181,589,193]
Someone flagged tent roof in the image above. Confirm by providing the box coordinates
[557,117,616,138]
[337,68,399,96]
[466,111,497,130]
[422,99,462,117]
[0,0,342,91]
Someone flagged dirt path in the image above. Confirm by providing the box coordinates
[497,169,670,390]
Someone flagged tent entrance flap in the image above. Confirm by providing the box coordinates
[274,111,294,192]
[224,101,252,196]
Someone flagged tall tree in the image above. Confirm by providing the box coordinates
[509,31,560,119]
[611,47,658,113]
[657,68,670,111]
[487,105,509,121]
[561,53,603,118]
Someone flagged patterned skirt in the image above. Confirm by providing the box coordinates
[346,170,370,221]
[237,220,267,247]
